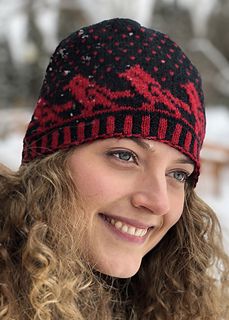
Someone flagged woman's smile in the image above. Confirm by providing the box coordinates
[99,213,155,244]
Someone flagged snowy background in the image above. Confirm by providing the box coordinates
[0,0,228,249]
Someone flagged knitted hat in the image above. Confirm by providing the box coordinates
[22,18,206,185]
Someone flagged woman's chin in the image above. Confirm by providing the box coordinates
[95,259,142,278]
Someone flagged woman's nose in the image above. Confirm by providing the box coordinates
[130,174,170,216]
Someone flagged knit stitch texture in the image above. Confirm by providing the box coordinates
[22,18,206,185]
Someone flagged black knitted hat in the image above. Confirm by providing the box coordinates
[22,18,206,185]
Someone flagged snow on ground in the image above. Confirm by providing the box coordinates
[0,108,31,169]
[0,106,228,249]
[196,106,229,250]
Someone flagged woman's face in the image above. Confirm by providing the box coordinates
[67,138,194,278]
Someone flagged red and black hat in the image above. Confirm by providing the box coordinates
[22,18,206,185]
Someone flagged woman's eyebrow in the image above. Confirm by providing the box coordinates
[130,138,194,165]
[174,158,195,165]
[130,137,155,151]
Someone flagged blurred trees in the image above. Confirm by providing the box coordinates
[0,0,228,109]
[153,0,229,106]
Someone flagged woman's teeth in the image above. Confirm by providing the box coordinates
[107,217,148,237]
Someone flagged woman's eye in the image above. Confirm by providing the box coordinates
[168,171,189,183]
[107,150,138,163]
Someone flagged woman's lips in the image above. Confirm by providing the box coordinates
[100,213,154,229]
[99,213,154,244]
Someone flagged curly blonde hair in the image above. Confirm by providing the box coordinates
[0,150,228,320]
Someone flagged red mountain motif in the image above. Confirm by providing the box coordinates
[31,64,204,141]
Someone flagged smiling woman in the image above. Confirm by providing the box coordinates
[0,18,228,320]
[67,138,192,278]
